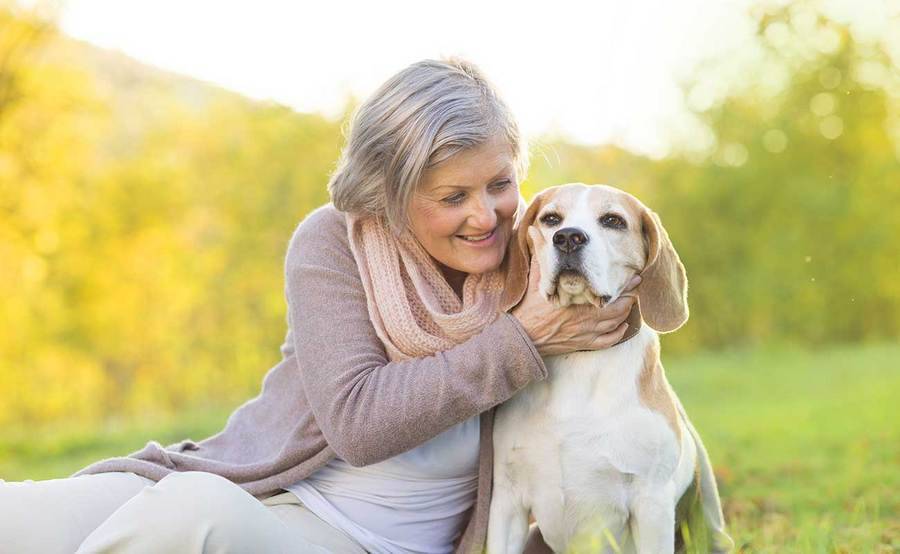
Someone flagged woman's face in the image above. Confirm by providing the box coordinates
[407,135,520,280]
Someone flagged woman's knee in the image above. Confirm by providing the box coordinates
[82,471,268,550]
[0,473,152,554]
[152,471,258,529]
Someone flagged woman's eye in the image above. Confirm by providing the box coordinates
[490,179,512,192]
[599,213,626,229]
[443,193,466,205]
[540,213,562,226]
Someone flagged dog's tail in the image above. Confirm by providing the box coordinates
[676,401,735,554]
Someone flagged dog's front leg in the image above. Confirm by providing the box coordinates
[486,480,529,554]
[629,487,676,554]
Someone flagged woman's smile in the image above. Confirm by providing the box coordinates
[455,227,498,245]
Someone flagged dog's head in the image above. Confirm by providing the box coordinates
[502,183,689,333]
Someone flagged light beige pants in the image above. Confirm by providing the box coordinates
[0,471,367,554]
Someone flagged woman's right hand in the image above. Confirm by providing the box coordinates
[510,256,639,356]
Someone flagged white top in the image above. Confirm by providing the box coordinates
[286,415,480,554]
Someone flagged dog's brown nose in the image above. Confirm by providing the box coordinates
[553,227,588,253]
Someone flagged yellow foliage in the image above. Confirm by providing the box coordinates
[1,3,898,429]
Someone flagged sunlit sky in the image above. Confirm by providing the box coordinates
[56,0,893,157]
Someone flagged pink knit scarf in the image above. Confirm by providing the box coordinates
[346,202,523,361]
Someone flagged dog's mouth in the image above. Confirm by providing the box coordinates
[550,267,608,307]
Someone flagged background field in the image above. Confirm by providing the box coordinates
[2,1,899,552]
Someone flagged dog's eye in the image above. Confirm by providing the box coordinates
[539,212,562,226]
[599,213,626,230]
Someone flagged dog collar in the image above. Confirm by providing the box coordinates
[612,304,643,346]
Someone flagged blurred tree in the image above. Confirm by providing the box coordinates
[527,2,900,353]
[0,4,343,429]
[1,4,114,427]
[1,1,898,430]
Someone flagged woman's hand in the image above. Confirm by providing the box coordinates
[510,257,640,356]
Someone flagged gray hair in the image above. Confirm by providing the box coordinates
[328,58,527,233]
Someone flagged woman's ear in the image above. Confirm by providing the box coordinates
[637,208,689,333]
[500,189,553,312]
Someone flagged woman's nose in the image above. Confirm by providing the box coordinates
[469,194,498,229]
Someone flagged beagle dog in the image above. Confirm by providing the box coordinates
[489,184,733,553]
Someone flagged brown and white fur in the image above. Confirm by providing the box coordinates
[489,183,733,553]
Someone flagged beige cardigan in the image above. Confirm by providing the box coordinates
[75,204,548,553]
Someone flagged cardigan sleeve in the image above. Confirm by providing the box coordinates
[284,205,546,467]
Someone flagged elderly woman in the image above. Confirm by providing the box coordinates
[0,59,636,553]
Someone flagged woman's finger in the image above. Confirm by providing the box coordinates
[593,322,629,349]
[602,295,635,318]
[624,275,642,292]
[594,314,622,334]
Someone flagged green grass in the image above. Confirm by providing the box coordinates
[0,406,234,482]
[665,342,900,553]
[1,343,898,552]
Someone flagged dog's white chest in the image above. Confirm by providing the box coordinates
[492,328,684,551]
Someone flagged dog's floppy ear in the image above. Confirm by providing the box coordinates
[638,207,689,333]
[500,188,555,312]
